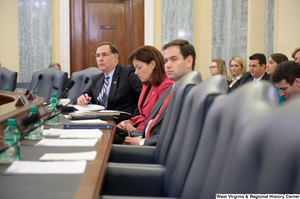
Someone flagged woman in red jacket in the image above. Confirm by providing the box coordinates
[116,45,174,133]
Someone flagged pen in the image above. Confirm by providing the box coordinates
[81,92,93,105]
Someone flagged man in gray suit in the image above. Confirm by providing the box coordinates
[124,39,195,146]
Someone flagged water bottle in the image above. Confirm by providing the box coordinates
[46,98,60,125]
[4,87,8,91]
[2,119,21,161]
[50,93,57,104]
[33,90,37,95]
[28,107,43,139]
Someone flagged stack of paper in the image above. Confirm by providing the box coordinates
[43,128,103,138]
[4,160,87,174]
[39,151,97,161]
[35,138,98,147]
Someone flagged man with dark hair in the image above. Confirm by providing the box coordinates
[77,41,142,124]
[124,39,195,146]
[239,53,270,85]
[272,61,300,100]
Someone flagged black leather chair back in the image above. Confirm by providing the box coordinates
[154,71,202,164]
[181,81,278,199]
[0,67,18,91]
[29,67,68,102]
[67,67,102,101]
[164,75,228,197]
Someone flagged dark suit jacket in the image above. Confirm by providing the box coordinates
[83,64,142,123]
[239,71,270,86]
[143,86,173,146]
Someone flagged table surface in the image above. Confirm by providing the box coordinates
[0,115,115,199]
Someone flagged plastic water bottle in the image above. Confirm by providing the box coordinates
[4,87,8,91]
[33,90,37,95]
[28,107,43,139]
[50,93,57,104]
[46,98,60,125]
[3,119,21,161]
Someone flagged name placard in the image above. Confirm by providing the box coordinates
[14,88,29,95]
[100,25,116,29]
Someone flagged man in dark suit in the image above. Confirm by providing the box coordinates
[239,53,270,86]
[124,39,195,146]
[77,42,142,124]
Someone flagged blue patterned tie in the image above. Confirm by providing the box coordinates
[97,75,109,109]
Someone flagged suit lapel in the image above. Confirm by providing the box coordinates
[107,65,120,106]
[140,85,158,109]
[94,74,104,104]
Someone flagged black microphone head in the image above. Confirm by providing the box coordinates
[53,85,59,90]
[84,77,90,84]
[22,114,40,126]
[60,106,76,113]
[66,80,75,90]
[38,74,43,80]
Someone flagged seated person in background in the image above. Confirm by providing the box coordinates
[228,56,247,92]
[266,53,289,103]
[49,62,61,70]
[272,61,300,100]
[116,46,174,133]
[77,42,142,124]
[292,47,300,64]
[239,53,270,85]
[123,39,195,146]
[209,58,231,85]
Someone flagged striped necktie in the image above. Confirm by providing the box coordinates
[97,75,109,109]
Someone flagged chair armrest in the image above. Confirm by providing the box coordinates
[109,144,156,163]
[101,164,165,196]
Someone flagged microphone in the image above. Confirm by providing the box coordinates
[21,114,40,126]
[32,74,43,91]
[66,77,90,106]
[57,80,75,101]
[53,85,62,99]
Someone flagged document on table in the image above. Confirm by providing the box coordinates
[43,128,102,137]
[39,151,97,161]
[4,160,87,175]
[69,119,107,124]
[35,138,98,147]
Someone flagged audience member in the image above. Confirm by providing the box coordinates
[291,47,300,64]
[272,61,300,100]
[77,41,142,124]
[116,46,173,133]
[209,58,231,84]
[239,53,270,85]
[266,53,289,103]
[228,56,247,92]
[49,62,61,70]
[124,39,195,146]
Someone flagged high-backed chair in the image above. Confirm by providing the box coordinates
[0,67,18,91]
[108,71,202,164]
[101,75,228,197]
[29,67,68,102]
[67,67,102,101]
[216,94,300,194]
[185,81,278,199]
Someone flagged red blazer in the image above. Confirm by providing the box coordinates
[130,75,174,130]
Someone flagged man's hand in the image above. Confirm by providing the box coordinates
[124,137,142,145]
[77,93,91,106]
[116,120,135,133]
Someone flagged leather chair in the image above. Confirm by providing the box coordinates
[108,71,202,164]
[0,67,18,91]
[29,67,68,103]
[216,94,300,194]
[190,81,278,199]
[66,67,102,101]
[101,75,228,197]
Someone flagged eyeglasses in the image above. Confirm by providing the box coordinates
[209,66,218,69]
[94,53,113,59]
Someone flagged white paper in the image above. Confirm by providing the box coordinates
[73,104,105,112]
[69,119,107,124]
[59,130,103,139]
[35,138,98,147]
[39,151,97,161]
[4,160,87,174]
[43,128,102,136]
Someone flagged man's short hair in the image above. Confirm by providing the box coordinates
[95,41,119,60]
[162,39,196,70]
[249,53,266,66]
[291,47,300,59]
[272,61,300,85]
[49,62,61,70]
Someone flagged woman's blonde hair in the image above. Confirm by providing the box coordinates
[229,56,247,79]
[212,58,230,81]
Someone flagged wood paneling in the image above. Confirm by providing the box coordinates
[70,0,144,74]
